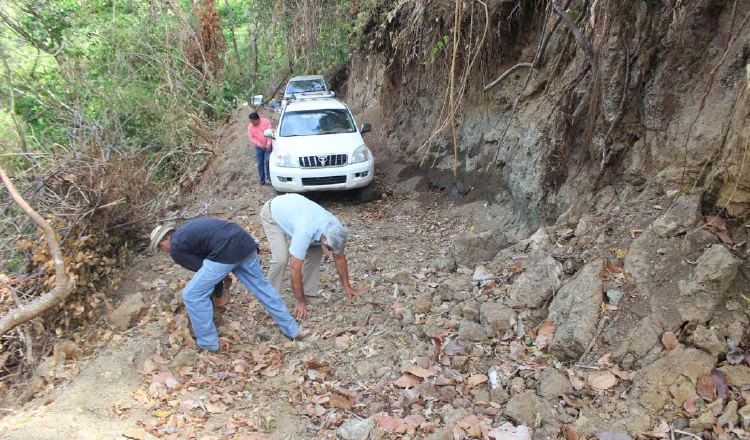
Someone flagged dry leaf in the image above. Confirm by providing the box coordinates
[142,359,157,375]
[661,332,678,351]
[329,393,352,410]
[683,395,701,416]
[151,353,170,365]
[564,425,579,440]
[122,429,149,440]
[567,370,586,391]
[696,374,717,401]
[376,415,404,433]
[404,365,436,378]
[534,320,555,350]
[588,371,618,391]
[466,373,489,388]
[710,369,729,401]
[393,373,419,388]
[204,402,227,414]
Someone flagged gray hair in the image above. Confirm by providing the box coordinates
[324,222,348,255]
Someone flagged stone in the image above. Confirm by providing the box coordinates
[718,365,750,387]
[688,325,727,356]
[689,411,716,430]
[383,269,412,284]
[678,245,739,322]
[606,289,625,306]
[649,193,702,237]
[504,254,563,309]
[668,377,696,406]
[633,346,716,411]
[437,276,473,301]
[459,301,480,322]
[336,417,375,440]
[459,320,487,342]
[718,400,739,428]
[505,390,559,426]
[479,302,515,338]
[413,294,432,314]
[537,368,570,398]
[472,265,494,284]
[548,260,604,360]
[430,255,456,272]
[110,292,147,331]
[739,404,750,428]
[170,348,198,370]
[452,230,507,268]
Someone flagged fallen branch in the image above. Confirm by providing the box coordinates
[483,62,533,92]
[0,167,74,337]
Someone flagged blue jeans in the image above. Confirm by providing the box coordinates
[181,251,298,350]
[255,146,271,183]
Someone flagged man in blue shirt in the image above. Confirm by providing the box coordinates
[149,218,298,351]
[260,194,359,319]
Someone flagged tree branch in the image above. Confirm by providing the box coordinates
[484,62,533,92]
[551,0,596,67]
[0,167,74,337]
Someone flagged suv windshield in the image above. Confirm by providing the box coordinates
[280,109,356,136]
[286,79,326,95]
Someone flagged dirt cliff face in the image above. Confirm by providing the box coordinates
[345,0,750,228]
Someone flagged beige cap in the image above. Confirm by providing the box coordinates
[148,222,176,254]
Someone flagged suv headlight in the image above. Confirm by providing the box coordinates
[275,151,297,167]
[350,145,370,164]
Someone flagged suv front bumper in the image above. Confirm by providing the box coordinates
[269,158,374,192]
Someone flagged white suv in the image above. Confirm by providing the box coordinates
[264,96,375,194]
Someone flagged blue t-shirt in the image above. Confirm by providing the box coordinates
[169,218,258,271]
[270,194,341,259]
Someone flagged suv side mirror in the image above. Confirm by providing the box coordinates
[330,91,336,97]
[263,129,275,139]
[360,123,372,134]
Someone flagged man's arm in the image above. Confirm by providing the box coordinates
[289,256,307,319]
[332,253,358,299]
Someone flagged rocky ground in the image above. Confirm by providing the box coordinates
[1,105,748,440]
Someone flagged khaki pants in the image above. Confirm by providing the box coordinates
[260,200,323,298]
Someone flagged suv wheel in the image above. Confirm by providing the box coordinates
[353,184,378,203]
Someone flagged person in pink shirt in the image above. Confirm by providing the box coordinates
[248,112,273,185]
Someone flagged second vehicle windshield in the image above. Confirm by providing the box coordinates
[286,80,326,94]
[279,109,356,136]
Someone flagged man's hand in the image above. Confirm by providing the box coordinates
[345,285,361,300]
[294,299,307,320]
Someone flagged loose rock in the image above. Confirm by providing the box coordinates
[537,368,570,398]
[504,254,563,309]
[505,390,559,426]
[452,230,507,268]
[479,302,515,338]
[459,320,486,342]
[548,260,604,360]
[336,417,375,440]
[110,292,147,331]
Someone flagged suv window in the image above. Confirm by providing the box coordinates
[286,79,327,95]
[280,109,356,136]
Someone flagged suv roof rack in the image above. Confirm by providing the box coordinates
[288,91,336,101]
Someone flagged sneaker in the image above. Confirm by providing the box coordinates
[259,180,266,185]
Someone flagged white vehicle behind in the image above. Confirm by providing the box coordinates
[263,96,375,196]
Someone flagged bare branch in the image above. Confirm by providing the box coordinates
[0,167,74,337]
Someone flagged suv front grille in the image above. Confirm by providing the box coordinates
[299,154,347,168]
[301,176,347,186]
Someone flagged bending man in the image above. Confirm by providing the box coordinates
[150,218,298,351]
[260,194,358,319]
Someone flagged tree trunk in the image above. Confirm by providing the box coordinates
[0,167,73,337]
[223,0,241,67]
